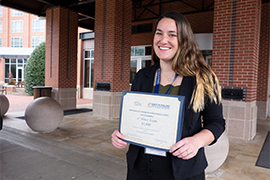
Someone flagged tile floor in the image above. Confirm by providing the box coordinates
[2,94,270,180]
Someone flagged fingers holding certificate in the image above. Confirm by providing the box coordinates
[119,91,185,152]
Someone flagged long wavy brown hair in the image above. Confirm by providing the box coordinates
[153,11,221,112]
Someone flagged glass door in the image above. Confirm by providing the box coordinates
[130,56,151,83]
[16,67,23,82]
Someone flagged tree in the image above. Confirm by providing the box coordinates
[24,42,45,95]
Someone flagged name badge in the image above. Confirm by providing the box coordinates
[145,147,166,157]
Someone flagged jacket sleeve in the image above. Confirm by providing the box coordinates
[201,100,225,145]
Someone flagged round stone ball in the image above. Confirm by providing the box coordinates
[25,97,63,133]
[0,93,10,116]
[205,132,229,173]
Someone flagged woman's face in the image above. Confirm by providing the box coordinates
[153,17,178,62]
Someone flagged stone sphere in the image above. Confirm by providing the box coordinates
[25,97,63,133]
[205,132,229,173]
[0,93,9,116]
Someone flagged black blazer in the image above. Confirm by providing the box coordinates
[127,63,225,179]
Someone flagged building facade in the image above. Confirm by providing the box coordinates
[0,6,45,84]
[0,0,269,141]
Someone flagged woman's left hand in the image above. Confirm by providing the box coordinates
[169,129,215,160]
[169,136,200,160]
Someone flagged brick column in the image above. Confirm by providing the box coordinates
[93,0,132,119]
[257,2,270,119]
[45,7,78,110]
[212,0,261,140]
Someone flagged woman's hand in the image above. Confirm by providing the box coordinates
[169,136,201,160]
[111,129,127,149]
[169,129,215,160]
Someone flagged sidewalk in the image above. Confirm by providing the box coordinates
[1,93,270,179]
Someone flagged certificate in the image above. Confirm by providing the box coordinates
[119,91,185,152]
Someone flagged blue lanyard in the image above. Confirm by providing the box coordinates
[154,66,178,94]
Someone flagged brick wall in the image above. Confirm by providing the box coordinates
[257,2,270,102]
[94,0,131,92]
[212,0,261,102]
[45,7,78,89]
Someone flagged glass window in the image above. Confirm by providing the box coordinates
[0,21,2,33]
[11,9,23,16]
[90,60,94,87]
[130,46,152,84]
[0,37,2,47]
[11,59,16,63]
[11,37,23,47]
[0,6,3,17]
[4,58,27,83]
[84,50,94,88]
[135,46,144,56]
[131,47,135,56]
[85,51,90,58]
[4,64,9,83]
[84,60,90,88]
[91,51,94,58]
[18,59,23,63]
[11,65,16,78]
[11,20,23,33]
[142,60,151,69]
[130,60,137,83]
[32,36,44,47]
[32,19,45,32]
[145,46,152,55]
[131,46,152,56]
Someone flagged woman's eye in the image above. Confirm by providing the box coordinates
[169,34,177,37]
[155,32,162,35]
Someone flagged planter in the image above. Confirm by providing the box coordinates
[5,85,16,92]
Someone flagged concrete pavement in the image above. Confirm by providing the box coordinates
[0,126,126,180]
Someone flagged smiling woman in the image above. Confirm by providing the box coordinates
[112,11,225,180]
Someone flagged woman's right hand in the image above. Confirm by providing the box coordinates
[111,129,127,149]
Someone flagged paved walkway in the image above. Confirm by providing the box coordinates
[1,93,270,180]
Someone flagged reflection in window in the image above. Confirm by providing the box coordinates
[131,46,152,56]
[0,6,3,17]
[142,60,151,69]
[130,60,137,83]
[4,58,27,83]
[32,19,45,32]
[84,50,94,88]
[135,47,144,56]
[11,37,23,47]
[0,21,2,33]
[32,36,44,47]
[131,47,135,56]
[11,20,23,33]
[11,9,23,16]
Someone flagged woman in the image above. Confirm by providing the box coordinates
[112,11,225,180]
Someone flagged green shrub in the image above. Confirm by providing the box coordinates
[24,42,45,95]
[8,81,15,85]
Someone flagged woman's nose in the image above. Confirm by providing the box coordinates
[160,35,168,44]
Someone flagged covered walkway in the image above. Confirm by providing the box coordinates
[1,93,269,179]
